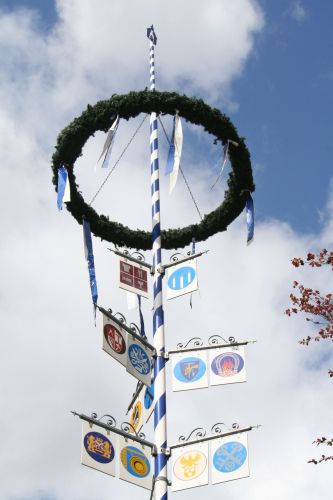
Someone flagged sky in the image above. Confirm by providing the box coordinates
[0,1,333,499]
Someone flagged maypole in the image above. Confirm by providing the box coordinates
[147,25,168,500]
[53,22,259,500]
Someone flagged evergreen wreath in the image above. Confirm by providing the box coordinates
[51,90,254,250]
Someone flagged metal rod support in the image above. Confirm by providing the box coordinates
[72,411,155,449]
[108,248,152,270]
[169,426,254,451]
[126,381,144,414]
[162,250,209,271]
[167,340,254,356]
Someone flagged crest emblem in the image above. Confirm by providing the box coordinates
[104,323,126,354]
[213,441,247,473]
[130,401,142,430]
[173,450,207,481]
[168,266,196,291]
[120,446,150,478]
[84,432,115,464]
[174,356,206,383]
[211,352,244,377]
[128,344,151,375]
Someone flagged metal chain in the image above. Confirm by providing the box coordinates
[89,114,148,206]
[158,116,203,221]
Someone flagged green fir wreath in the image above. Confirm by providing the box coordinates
[51,90,254,250]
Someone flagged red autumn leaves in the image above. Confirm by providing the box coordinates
[286,249,333,464]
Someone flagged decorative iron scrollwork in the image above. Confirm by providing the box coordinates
[176,337,204,350]
[208,334,236,346]
[178,427,206,443]
[121,421,146,440]
[90,413,117,427]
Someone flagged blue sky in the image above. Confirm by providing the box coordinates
[1,0,332,233]
[1,2,333,500]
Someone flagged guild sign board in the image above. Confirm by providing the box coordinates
[171,345,247,391]
[167,258,198,300]
[129,391,144,434]
[126,335,154,386]
[129,380,154,434]
[81,420,117,477]
[103,314,128,367]
[209,345,247,386]
[210,432,249,484]
[118,435,152,490]
[102,312,154,386]
[172,442,209,492]
[119,257,149,299]
[172,351,208,392]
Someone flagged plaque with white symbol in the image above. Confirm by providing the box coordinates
[119,257,149,298]
[126,336,154,386]
[167,258,198,300]
[210,432,249,484]
[102,314,128,367]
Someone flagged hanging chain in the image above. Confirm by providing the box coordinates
[158,116,203,221]
[89,114,148,206]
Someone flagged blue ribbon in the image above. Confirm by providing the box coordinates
[83,218,98,305]
[246,194,254,244]
[57,165,68,210]
[101,140,114,169]
[137,295,146,338]
[190,239,196,309]
[165,118,175,175]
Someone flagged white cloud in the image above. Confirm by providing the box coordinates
[0,1,332,499]
[288,1,308,22]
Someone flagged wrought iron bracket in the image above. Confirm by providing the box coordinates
[108,247,152,270]
[156,265,165,276]
[169,424,259,451]
[163,250,209,271]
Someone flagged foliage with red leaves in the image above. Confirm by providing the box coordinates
[286,249,333,464]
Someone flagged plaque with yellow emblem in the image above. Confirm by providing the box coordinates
[129,393,144,434]
[118,435,152,489]
[81,421,117,476]
[171,442,209,491]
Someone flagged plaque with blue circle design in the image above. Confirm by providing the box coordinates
[120,445,150,478]
[211,352,244,377]
[128,344,151,375]
[168,266,196,291]
[84,431,115,464]
[213,441,247,473]
[167,259,198,300]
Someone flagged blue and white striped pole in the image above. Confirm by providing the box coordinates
[147,25,168,500]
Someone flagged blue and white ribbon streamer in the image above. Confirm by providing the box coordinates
[190,239,196,309]
[83,218,98,305]
[165,113,183,193]
[246,193,254,244]
[97,115,119,168]
[210,139,239,190]
[57,165,71,210]
[138,295,146,338]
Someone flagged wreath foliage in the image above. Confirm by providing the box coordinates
[51,90,254,250]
